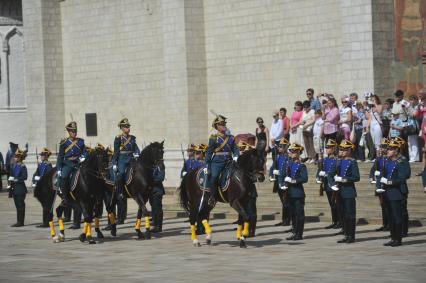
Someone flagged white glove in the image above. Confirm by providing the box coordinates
[280,185,288,191]
[233,156,238,162]
[133,153,140,158]
[374,171,380,177]
[182,171,187,177]
[113,165,118,172]
[32,183,36,188]
[331,185,339,191]
[284,176,292,183]
[34,176,40,181]
[316,178,322,184]
[57,170,62,177]
[203,168,208,174]
[380,177,389,185]
[319,171,326,177]
[8,176,14,181]
[334,176,342,182]
[272,169,279,175]
[376,188,385,193]
[79,156,86,163]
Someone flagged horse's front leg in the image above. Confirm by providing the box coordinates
[79,203,96,244]
[53,205,65,243]
[134,193,151,240]
[94,198,104,239]
[230,199,250,248]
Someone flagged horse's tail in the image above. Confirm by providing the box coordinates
[178,176,190,212]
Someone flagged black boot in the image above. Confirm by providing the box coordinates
[293,219,304,240]
[158,211,163,232]
[337,219,348,243]
[11,209,25,227]
[286,220,297,240]
[325,223,336,229]
[208,186,217,207]
[249,217,257,238]
[346,219,356,243]
[402,214,409,237]
[391,223,402,247]
[37,210,49,228]
[116,180,124,201]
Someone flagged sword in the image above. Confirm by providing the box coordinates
[198,153,214,213]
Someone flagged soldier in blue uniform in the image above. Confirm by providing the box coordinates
[271,138,291,226]
[103,146,115,231]
[32,147,53,228]
[193,144,209,235]
[56,121,87,205]
[205,114,240,206]
[8,149,28,227]
[279,143,308,241]
[181,144,198,178]
[380,139,409,247]
[112,118,140,201]
[151,159,165,233]
[317,139,340,229]
[330,140,360,244]
[370,138,390,232]
[0,150,4,191]
[393,136,411,237]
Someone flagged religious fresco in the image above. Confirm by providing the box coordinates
[394,0,426,95]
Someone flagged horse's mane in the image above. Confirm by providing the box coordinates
[236,149,257,171]
[139,141,164,165]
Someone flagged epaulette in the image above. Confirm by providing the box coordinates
[116,134,122,138]
[59,138,67,145]
[209,134,217,139]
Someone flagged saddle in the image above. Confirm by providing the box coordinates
[52,169,80,192]
[196,166,232,193]
[104,166,134,187]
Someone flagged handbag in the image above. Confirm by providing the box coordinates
[401,107,419,136]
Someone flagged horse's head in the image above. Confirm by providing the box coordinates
[140,140,165,166]
[93,148,109,177]
[237,148,265,182]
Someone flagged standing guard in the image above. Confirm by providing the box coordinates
[279,143,308,241]
[317,139,340,229]
[56,121,87,205]
[380,138,409,247]
[112,118,140,201]
[32,147,53,228]
[8,149,28,227]
[151,159,165,233]
[181,144,198,177]
[330,140,360,244]
[272,138,291,226]
[205,114,240,206]
[5,142,19,189]
[370,138,390,232]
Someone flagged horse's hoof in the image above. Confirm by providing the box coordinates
[240,240,247,248]
[136,230,145,240]
[193,240,201,247]
[79,233,87,242]
[111,225,117,237]
[206,239,211,245]
[97,231,104,239]
[145,230,151,240]
[87,236,96,244]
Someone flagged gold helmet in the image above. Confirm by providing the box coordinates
[198,143,208,152]
[187,143,197,151]
[118,118,131,128]
[339,139,355,150]
[40,147,52,157]
[86,145,94,154]
[288,143,304,152]
[380,138,390,146]
[95,143,105,151]
[14,148,25,159]
[325,139,337,148]
[106,146,114,156]
[66,121,77,131]
[393,136,405,146]
[388,138,402,149]
[279,137,289,146]
[211,114,227,129]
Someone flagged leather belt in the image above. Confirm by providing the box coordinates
[215,152,231,156]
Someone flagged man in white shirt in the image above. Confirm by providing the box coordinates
[392,90,410,121]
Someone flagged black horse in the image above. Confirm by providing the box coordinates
[34,149,108,244]
[104,141,164,240]
[179,148,265,248]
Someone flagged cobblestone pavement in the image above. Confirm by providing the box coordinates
[0,191,425,283]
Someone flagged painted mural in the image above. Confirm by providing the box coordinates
[394,0,426,95]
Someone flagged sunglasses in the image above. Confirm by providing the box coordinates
[257,121,264,124]
[288,149,299,153]
[68,130,77,133]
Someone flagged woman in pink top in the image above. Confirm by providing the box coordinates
[322,97,340,144]
[290,101,304,145]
